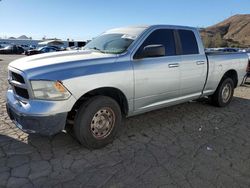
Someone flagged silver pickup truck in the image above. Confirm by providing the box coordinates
[6,25,249,149]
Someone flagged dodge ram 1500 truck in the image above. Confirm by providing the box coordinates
[6,25,249,149]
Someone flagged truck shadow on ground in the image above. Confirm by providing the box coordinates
[1,96,250,187]
[2,96,249,153]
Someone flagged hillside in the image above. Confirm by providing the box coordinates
[17,35,29,39]
[200,14,250,48]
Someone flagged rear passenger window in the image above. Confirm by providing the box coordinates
[178,30,199,55]
[135,29,176,58]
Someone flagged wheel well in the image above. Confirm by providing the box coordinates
[223,70,238,88]
[67,87,129,124]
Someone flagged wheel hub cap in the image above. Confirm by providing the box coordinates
[222,83,231,103]
[90,107,115,139]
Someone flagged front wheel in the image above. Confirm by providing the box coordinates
[211,77,234,107]
[74,96,122,149]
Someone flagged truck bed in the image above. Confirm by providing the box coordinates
[203,52,249,94]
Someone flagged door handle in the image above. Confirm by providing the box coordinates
[196,61,205,65]
[168,63,179,68]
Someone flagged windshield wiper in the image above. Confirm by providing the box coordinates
[86,47,105,53]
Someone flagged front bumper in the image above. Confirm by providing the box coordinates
[6,103,67,135]
[6,89,76,136]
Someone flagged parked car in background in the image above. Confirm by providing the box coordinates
[0,42,11,48]
[25,46,60,56]
[0,45,24,54]
[20,44,31,51]
[29,45,36,50]
[66,46,80,51]
[218,48,239,53]
[60,46,66,51]
[206,48,239,53]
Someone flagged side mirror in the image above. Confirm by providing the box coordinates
[136,44,166,59]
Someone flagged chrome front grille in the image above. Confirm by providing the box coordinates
[9,71,29,99]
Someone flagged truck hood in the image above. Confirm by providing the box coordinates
[9,50,119,80]
[9,50,117,71]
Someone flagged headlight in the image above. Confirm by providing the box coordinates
[31,80,71,100]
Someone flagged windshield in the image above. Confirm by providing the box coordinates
[83,33,136,54]
[4,46,11,50]
[37,47,43,50]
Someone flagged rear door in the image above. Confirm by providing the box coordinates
[177,29,207,97]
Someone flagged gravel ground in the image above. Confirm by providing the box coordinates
[0,55,250,188]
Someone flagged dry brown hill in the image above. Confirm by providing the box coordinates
[200,14,250,48]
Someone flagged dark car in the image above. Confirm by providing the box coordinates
[25,46,60,56]
[243,57,250,83]
[218,48,239,53]
[0,45,24,54]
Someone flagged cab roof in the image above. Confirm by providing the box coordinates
[104,25,197,36]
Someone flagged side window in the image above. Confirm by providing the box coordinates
[178,30,199,55]
[134,29,176,58]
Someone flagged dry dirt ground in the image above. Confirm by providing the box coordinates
[0,55,250,188]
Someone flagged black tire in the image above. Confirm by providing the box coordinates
[211,77,234,107]
[74,96,122,149]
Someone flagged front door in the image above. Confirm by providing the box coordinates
[132,29,181,112]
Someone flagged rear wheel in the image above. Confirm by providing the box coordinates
[211,77,234,107]
[74,96,122,149]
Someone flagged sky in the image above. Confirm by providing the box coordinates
[0,0,249,41]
